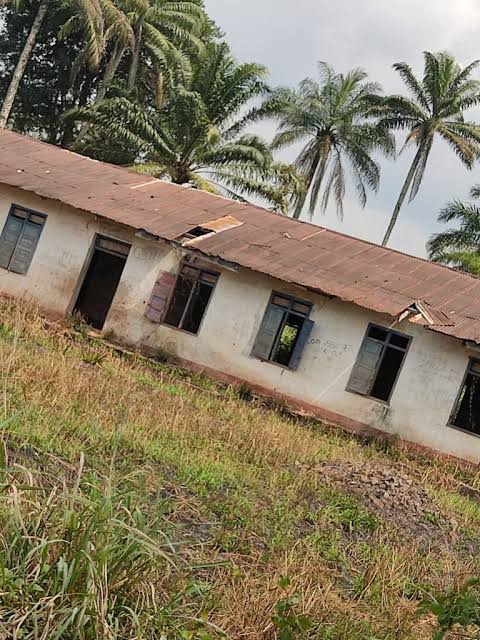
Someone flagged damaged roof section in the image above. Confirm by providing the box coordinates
[409,301,455,327]
[179,215,244,246]
[2,129,480,343]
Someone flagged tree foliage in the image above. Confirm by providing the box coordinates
[69,42,304,211]
[428,184,480,274]
[0,2,96,142]
[0,0,208,137]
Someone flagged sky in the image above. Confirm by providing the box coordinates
[203,0,480,256]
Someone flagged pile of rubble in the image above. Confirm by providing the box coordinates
[310,460,453,544]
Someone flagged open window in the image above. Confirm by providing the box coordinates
[252,293,314,370]
[0,205,46,275]
[347,324,411,403]
[450,359,480,435]
[164,264,219,334]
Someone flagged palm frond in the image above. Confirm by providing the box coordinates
[438,125,480,168]
[100,0,134,46]
[58,0,106,70]
[441,251,480,274]
[393,61,429,110]
[127,162,170,178]
[201,135,273,169]
[188,173,221,194]
[428,192,480,266]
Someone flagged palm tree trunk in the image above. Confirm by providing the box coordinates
[153,68,165,109]
[75,43,126,142]
[292,182,311,220]
[382,145,424,246]
[127,24,142,91]
[292,141,329,220]
[0,1,48,129]
[94,42,126,105]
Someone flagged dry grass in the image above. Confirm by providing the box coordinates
[1,296,480,639]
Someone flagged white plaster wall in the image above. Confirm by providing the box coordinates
[0,185,164,319]
[0,184,478,462]
[106,240,478,463]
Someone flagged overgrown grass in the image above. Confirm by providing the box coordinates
[1,297,480,639]
[0,457,219,639]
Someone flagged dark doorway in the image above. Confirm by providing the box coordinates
[74,236,130,330]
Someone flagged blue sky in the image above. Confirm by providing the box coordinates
[204,0,480,256]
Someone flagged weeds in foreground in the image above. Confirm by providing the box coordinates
[0,455,223,640]
[272,577,313,639]
[420,578,480,639]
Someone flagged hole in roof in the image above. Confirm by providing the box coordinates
[185,226,211,239]
[176,216,244,245]
[175,226,214,244]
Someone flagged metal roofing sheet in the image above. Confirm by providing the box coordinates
[2,129,480,343]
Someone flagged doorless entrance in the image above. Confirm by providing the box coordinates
[74,236,130,329]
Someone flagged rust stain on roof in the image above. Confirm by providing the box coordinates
[201,215,243,233]
[2,129,480,342]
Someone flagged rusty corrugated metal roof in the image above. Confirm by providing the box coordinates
[2,129,480,342]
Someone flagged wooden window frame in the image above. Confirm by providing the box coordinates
[251,291,314,370]
[163,262,220,335]
[448,357,480,437]
[0,204,47,275]
[346,322,412,404]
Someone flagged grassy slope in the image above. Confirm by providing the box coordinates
[1,296,480,639]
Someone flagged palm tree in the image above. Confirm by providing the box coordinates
[59,0,134,109]
[124,0,205,92]
[85,0,206,105]
[0,0,106,129]
[427,185,480,274]
[376,51,480,247]
[68,43,303,211]
[70,0,207,143]
[261,62,395,220]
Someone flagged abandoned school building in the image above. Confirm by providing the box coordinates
[2,130,480,463]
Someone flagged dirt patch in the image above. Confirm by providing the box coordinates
[310,460,454,546]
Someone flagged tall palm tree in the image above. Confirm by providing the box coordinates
[262,62,395,220]
[68,43,303,211]
[376,51,480,247]
[0,0,106,129]
[427,185,480,274]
